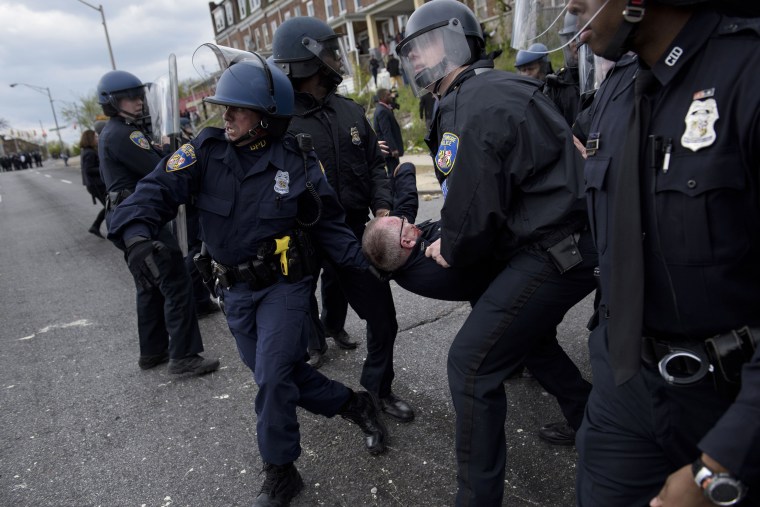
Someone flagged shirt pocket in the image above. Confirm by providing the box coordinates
[196,192,233,245]
[655,152,749,264]
[257,198,298,236]
[584,157,610,254]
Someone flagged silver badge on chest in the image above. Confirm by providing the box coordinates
[681,96,718,152]
[274,170,290,195]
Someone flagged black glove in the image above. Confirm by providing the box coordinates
[125,237,165,290]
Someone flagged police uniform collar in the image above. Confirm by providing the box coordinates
[444,58,494,97]
[650,10,720,88]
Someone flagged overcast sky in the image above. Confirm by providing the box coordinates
[0,0,217,147]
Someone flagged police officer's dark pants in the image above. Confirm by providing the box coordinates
[132,226,204,359]
[575,321,735,506]
[449,232,596,507]
[223,277,351,465]
[320,211,370,334]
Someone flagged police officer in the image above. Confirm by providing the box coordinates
[107,55,389,506]
[543,12,582,128]
[96,69,219,375]
[396,1,597,503]
[271,18,414,424]
[271,17,390,354]
[557,0,760,505]
[515,43,553,81]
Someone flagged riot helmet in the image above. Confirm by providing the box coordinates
[396,0,484,97]
[271,17,351,87]
[193,44,294,141]
[515,43,553,80]
[97,70,146,118]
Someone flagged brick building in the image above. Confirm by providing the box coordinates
[207,0,527,59]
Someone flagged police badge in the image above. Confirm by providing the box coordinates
[274,170,290,195]
[681,97,719,152]
[350,126,361,146]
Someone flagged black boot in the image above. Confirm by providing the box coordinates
[253,462,304,507]
[339,391,387,455]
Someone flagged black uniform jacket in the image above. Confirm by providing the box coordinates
[427,58,586,268]
[98,116,163,194]
[289,91,391,214]
[586,12,760,482]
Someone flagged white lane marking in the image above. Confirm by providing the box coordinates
[60,179,72,184]
[44,174,51,178]
[18,319,93,341]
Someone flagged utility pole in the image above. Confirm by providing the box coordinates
[76,0,117,70]
[9,83,65,150]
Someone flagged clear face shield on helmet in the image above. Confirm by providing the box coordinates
[302,34,354,80]
[192,43,262,82]
[511,0,611,55]
[397,19,470,97]
[578,43,616,96]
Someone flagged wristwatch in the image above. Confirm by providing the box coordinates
[692,457,747,506]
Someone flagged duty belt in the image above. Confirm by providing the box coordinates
[105,188,133,211]
[641,326,759,398]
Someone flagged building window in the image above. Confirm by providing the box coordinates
[262,23,270,45]
[284,10,291,19]
[270,21,277,42]
[225,2,234,26]
[244,35,253,50]
[254,27,261,50]
[250,0,261,11]
[238,0,247,18]
[338,0,346,14]
[306,1,314,17]
[353,0,361,11]
[214,10,225,32]
[294,5,302,16]
[324,0,334,19]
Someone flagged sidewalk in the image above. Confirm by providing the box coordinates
[399,152,440,195]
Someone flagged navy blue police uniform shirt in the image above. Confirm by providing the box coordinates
[587,12,760,481]
[107,128,369,271]
[427,59,586,268]
[98,116,163,193]
[289,91,392,214]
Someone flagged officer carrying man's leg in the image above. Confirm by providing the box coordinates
[271,18,414,424]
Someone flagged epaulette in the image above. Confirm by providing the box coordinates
[718,16,760,36]
[195,127,226,146]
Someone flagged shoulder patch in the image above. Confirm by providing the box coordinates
[166,144,197,172]
[435,133,459,176]
[129,131,152,150]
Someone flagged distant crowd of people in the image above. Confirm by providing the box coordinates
[1,151,43,171]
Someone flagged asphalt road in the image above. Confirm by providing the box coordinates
[0,160,595,507]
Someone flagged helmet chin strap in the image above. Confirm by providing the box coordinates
[233,119,270,147]
[601,0,646,61]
